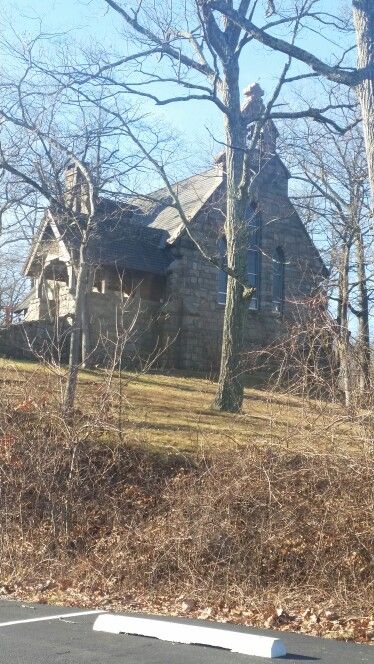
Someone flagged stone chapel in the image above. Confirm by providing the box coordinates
[13,85,327,369]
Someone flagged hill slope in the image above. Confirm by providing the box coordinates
[0,359,372,643]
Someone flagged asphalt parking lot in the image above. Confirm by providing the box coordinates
[0,600,372,663]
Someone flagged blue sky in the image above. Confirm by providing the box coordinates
[3,0,354,161]
[1,1,367,328]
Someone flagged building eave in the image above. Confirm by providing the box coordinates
[23,209,72,277]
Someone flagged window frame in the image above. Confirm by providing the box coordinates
[272,246,285,314]
[217,208,262,311]
[247,208,261,311]
[217,235,227,305]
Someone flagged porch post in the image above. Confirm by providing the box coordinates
[35,276,43,299]
[67,263,77,293]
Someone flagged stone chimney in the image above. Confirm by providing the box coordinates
[64,161,90,214]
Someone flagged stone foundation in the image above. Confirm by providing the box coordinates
[0,319,71,362]
[1,292,163,368]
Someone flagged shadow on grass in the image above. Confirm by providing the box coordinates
[135,376,214,393]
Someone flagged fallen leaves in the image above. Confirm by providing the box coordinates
[1,580,373,645]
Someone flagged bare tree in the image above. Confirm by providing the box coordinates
[0,173,41,325]
[207,1,374,220]
[353,223,372,395]
[2,3,353,413]
[353,1,374,209]
[54,0,323,413]
[285,109,373,405]
[0,38,145,413]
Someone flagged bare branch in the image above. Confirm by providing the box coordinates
[208,1,361,86]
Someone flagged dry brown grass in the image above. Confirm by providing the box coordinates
[0,358,369,454]
[0,359,373,642]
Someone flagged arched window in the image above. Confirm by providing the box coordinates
[247,209,261,310]
[272,246,285,313]
[217,236,227,305]
[217,210,262,309]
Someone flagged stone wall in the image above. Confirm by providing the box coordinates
[0,319,71,362]
[3,291,162,368]
[9,158,325,372]
[84,291,162,366]
[161,168,326,372]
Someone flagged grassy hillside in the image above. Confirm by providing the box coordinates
[0,358,368,453]
[0,359,372,643]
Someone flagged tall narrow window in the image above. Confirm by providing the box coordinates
[217,210,262,309]
[217,236,227,305]
[247,209,261,310]
[272,246,285,313]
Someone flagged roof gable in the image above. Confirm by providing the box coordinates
[23,210,70,276]
[129,167,224,243]
[24,209,173,278]
[23,158,326,279]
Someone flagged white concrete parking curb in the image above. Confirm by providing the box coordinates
[93,614,287,659]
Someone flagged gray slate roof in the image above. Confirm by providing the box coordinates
[130,167,224,243]
[54,215,173,276]
[24,161,326,279]
[27,166,224,277]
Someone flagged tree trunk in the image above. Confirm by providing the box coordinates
[354,225,371,396]
[353,2,374,214]
[214,62,248,412]
[81,268,92,368]
[337,242,351,408]
[63,244,88,415]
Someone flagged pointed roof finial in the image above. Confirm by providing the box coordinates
[243,83,264,100]
[241,83,265,122]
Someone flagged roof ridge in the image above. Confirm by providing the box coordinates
[132,165,221,203]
